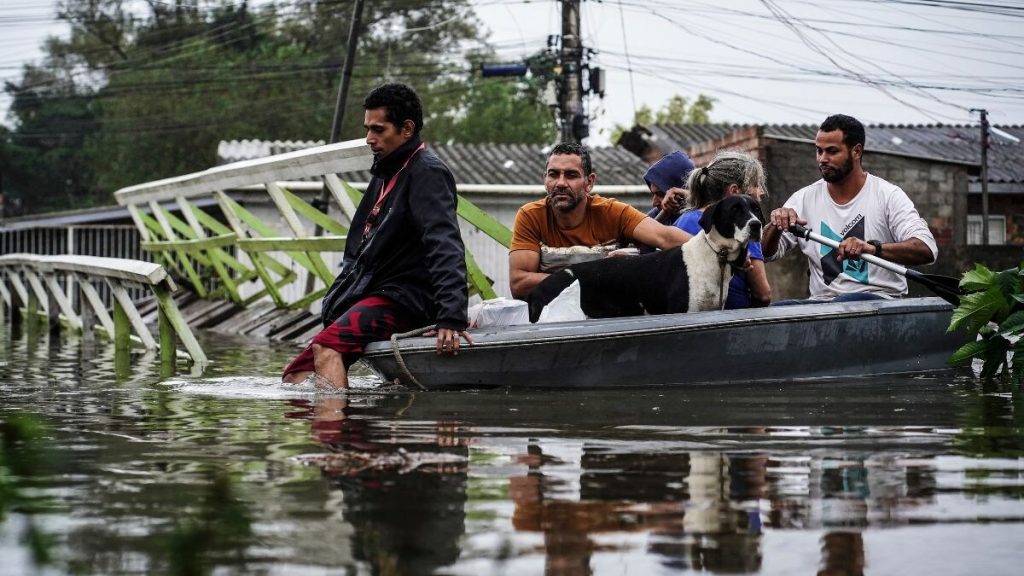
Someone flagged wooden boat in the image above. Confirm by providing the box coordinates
[362,297,965,389]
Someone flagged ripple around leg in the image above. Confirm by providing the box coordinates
[160,375,317,399]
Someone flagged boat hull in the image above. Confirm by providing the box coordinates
[362,297,964,389]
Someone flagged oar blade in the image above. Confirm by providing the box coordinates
[791,224,963,306]
[907,269,963,306]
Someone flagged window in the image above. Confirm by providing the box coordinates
[967,214,1007,245]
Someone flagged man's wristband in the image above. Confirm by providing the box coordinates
[868,239,883,257]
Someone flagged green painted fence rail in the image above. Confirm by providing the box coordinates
[113,138,510,312]
[0,254,206,372]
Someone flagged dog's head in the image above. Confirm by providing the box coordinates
[696,195,764,268]
[698,194,764,245]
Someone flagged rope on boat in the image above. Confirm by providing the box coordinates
[389,324,437,391]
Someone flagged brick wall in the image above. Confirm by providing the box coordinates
[689,126,767,167]
[762,139,818,300]
[966,193,1024,246]
[860,151,965,277]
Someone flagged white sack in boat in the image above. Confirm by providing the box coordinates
[471,297,530,328]
[537,279,587,323]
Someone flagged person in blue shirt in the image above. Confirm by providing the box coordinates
[673,151,772,308]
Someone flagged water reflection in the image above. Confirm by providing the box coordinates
[818,531,864,576]
[1,327,1023,575]
[290,394,471,576]
[510,444,763,574]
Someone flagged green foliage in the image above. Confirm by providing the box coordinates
[959,263,998,291]
[610,93,716,143]
[1,63,98,213]
[948,261,1024,386]
[649,94,716,124]
[950,287,1009,335]
[1,414,57,569]
[430,66,555,144]
[3,0,548,213]
[167,470,253,576]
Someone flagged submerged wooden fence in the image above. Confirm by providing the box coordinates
[0,254,206,372]
[113,138,511,315]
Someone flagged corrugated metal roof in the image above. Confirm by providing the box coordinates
[647,123,748,149]
[0,197,221,231]
[647,123,1024,183]
[217,140,650,186]
[217,139,327,164]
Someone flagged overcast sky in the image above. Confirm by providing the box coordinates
[3,0,1023,145]
[477,0,1024,143]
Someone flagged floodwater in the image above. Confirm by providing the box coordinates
[1,327,1023,576]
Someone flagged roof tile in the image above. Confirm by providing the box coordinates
[217,140,651,186]
[648,123,1024,183]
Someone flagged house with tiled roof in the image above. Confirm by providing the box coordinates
[619,122,1024,299]
[642,122,1024,186]
[216,139,655,299]
[217,139,652,187]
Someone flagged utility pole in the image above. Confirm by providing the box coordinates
[328,0,365,147]
[560,0,584,143]
[480,0,601,143]
[972,108,990,245]
[306,0,364,294]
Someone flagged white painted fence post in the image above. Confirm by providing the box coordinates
[0,254,207,374]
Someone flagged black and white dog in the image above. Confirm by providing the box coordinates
[527,195,764,322]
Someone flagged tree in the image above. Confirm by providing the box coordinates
[4,0,550,212]
[611,93,717,143]
[3,62,97,213]
[653,94,715,124]
[428,50,556,144]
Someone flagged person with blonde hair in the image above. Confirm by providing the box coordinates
[672,150,772,307]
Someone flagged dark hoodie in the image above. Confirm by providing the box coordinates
[321,136,468,330]
[643,150,695,199]
[638,150,696,253]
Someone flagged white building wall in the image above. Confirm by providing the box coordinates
[233,186,651,309]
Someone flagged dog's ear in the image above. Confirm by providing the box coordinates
[698,201,719,233]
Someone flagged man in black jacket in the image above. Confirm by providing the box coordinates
[283,83,472,389]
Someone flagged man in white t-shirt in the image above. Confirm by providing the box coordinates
[761,114,937,303]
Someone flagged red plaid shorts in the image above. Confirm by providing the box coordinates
[282,295,418,377]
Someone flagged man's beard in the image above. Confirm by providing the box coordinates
[548,189,581,212]
[820,155,854,183]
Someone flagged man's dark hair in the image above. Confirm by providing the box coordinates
[364,83,423,135]
[819,114,865,149]
[548,142,593,175]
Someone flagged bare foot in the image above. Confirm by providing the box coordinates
[313,373,346,392]
[283,370,312,384]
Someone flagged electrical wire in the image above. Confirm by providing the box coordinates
[615,0,638,121]
[6,0,1024,138]
[760,0,963,122]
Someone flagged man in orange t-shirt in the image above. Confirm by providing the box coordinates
[509,143,692,299]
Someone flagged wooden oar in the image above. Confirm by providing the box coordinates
[788,224,963,306]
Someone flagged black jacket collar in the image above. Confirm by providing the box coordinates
[369,136,423,179]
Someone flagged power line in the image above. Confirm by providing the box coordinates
[6,0,1024,136]
[760,0,964,122]
[615,0,638,121]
